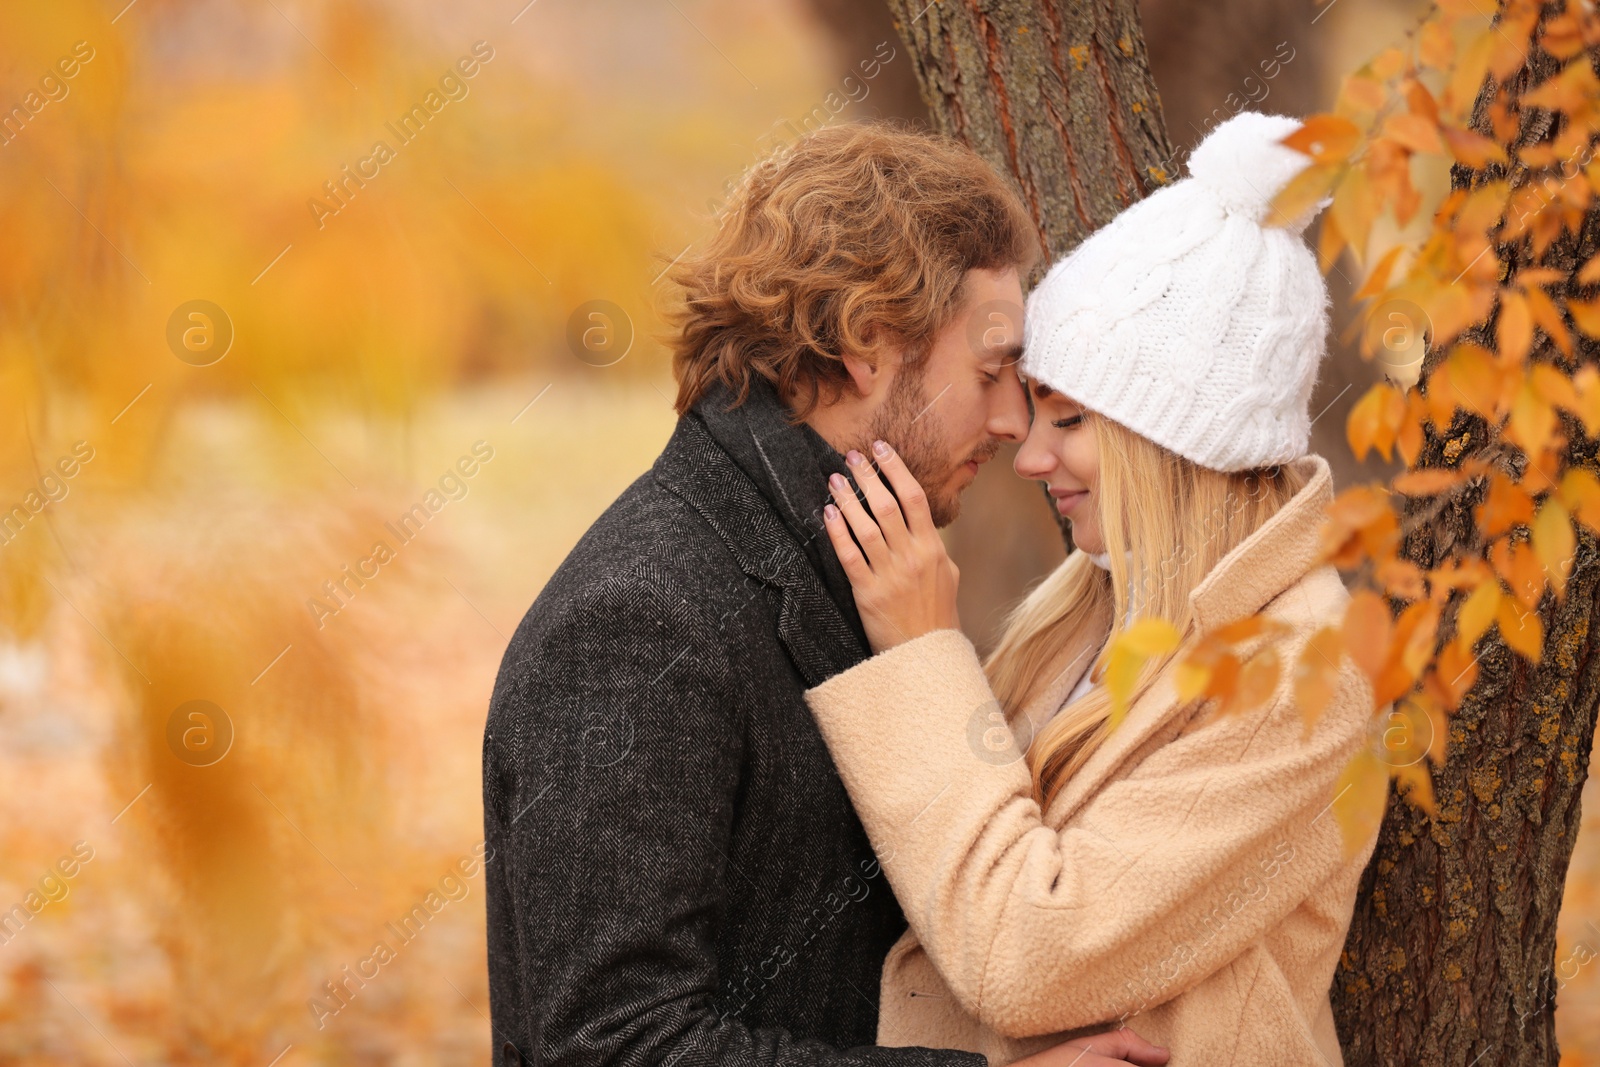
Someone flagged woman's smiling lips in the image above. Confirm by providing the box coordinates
[1049,486,1088,515]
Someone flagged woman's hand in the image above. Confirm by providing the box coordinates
[1013,1028,1170,1067]
[822,439,960,654]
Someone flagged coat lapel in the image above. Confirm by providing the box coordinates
[654,415,867,687]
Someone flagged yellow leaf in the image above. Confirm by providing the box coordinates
[1332,162,1377,260]
[1533,499,1575,597]
[1106,618,1181,727]
[1332,748,1390,861]
[1495,597,1544,662]
[1267,162,1340,230]
[1559,466,1600,532]
[1457,579,1501,650]
[1507,380,1556,457]
[1568,298,1600,339]
[1393,761,1439,816]
[1446,30,1495,120]
[1571,366,1600,437]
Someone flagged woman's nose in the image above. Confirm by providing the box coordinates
[1013,427,1056,480]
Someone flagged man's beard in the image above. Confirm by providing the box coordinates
[858,369,995,528]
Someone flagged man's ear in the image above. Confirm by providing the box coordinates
[841,337,897,401]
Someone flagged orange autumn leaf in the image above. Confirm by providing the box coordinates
[1497,289,1534,362]
[1383,112,1446,155]
[1224,647,1282,717]
[1396,599,1442,680]
[1376,557,1429,600]
[1440,125,1508,168]
[1283,115,1362,164]
[1347,382,1404,460]
[1355,245,1406,302]
[1477,472,1535,540]
[1435,640,1481,708]
[1491,536,1547,609]
[1523,287,1572,356]
[1566,297,1600,339]
[1522,55,1600,112]
[1393,468,1469,496]
[1344,590,1394,683]
[1294,626,1345,735]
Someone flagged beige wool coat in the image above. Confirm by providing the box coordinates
[804,454,1385,1067]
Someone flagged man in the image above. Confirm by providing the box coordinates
[483,122,1166,1067]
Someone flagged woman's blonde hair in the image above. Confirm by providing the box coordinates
[985,412,1311,811]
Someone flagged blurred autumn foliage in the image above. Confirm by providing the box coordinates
[0,0,1596,1063]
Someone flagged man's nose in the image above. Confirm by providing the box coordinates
[988,374,1030,443]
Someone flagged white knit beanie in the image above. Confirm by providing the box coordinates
[1022,111,1332,473]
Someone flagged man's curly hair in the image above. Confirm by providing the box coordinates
[668,122,1039,420]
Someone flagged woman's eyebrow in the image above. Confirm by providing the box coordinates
[1029,379,1057,400]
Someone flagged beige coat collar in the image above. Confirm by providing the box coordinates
[1021,453,1335,823]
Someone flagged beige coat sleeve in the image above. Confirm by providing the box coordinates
[804,627,1375,1038]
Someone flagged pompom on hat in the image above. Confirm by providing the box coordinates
[1021,111,1333,473]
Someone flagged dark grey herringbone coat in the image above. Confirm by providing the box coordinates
[483,380,983,1067]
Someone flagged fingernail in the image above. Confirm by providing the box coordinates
[845,449,864,466]
[872,440,890,457]
[824,503,839,521]
[829,473,846,490]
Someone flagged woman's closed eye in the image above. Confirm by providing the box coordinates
[1052,414,1084,430]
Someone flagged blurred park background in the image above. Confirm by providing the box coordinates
[0,0,1594,1063]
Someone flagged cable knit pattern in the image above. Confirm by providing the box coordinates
[1022,112,1332,473]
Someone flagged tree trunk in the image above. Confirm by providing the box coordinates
[1329,14,1600,1066]
[883,0,1173,270]
[887,1,1600,1064]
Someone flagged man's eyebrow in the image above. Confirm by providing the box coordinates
[989,342,1024,369]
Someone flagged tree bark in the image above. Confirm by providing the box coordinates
[1330,14,1600,1065]
[883,0,1173,271]
[888,1,1600,1064]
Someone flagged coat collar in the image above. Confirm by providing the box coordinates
[1189,454,1335,632]
[1040,452,1336,823]
[652,409,869,688]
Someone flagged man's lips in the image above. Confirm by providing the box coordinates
[1049,487,1088,515]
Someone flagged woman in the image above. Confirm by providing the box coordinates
[806,112,1384,1066]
